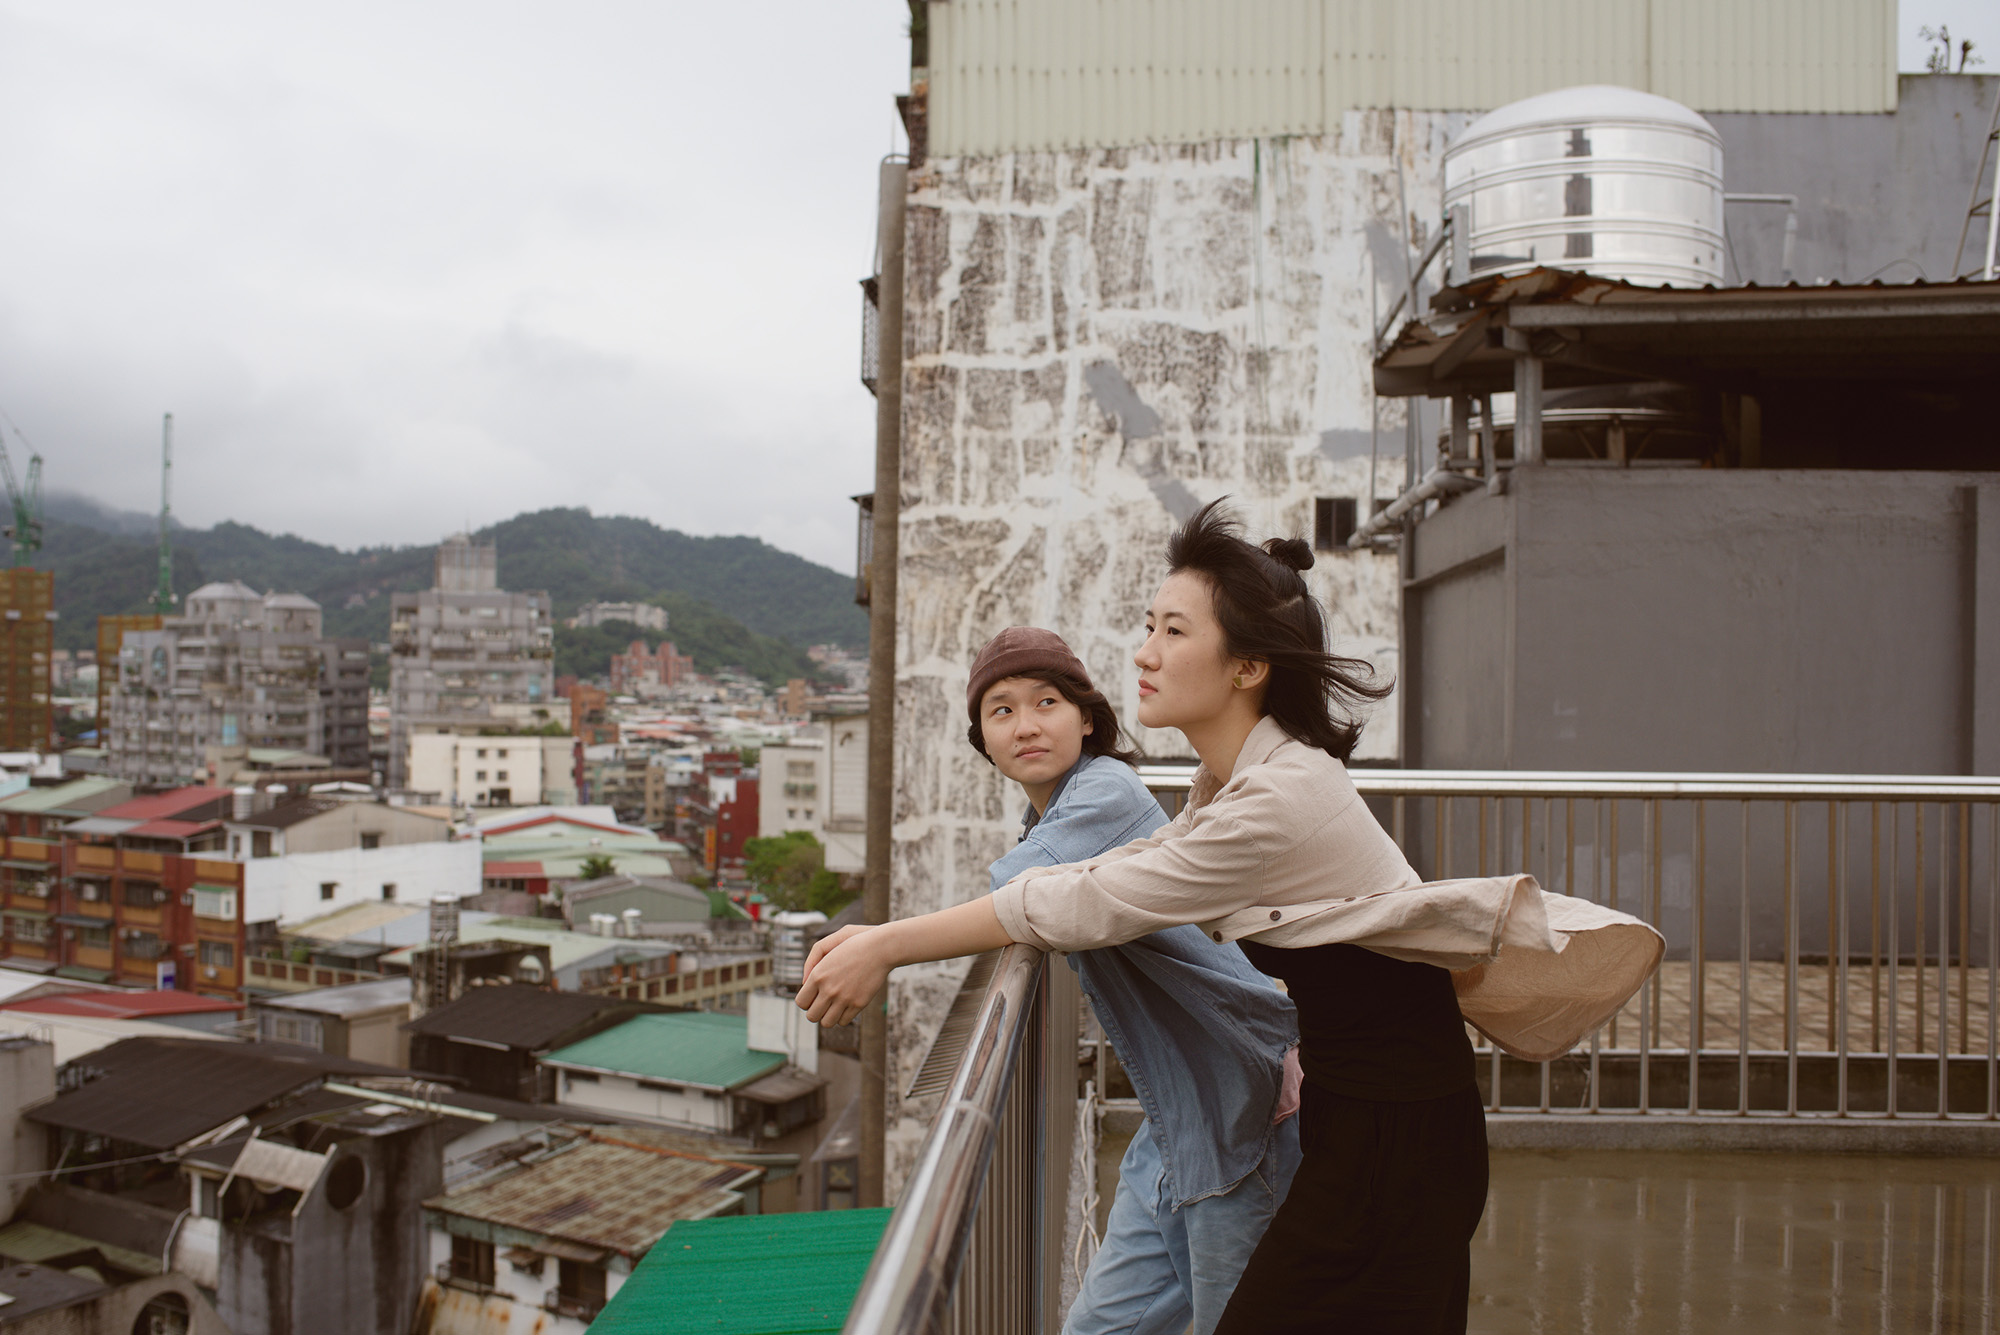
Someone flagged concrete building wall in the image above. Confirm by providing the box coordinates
[881,73,2000,1189]
[1406,469,1997,776]
[280,803,453,855]
[243,840,482,928]
[406,734,577,808]
[0,1033,53,1219]
[554,1070,733,1133]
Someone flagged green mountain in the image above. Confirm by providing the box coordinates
[37,501,863,686]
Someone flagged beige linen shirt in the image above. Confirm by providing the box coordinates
[990,716,1664,1063]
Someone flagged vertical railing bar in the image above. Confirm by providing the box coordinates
[1439,795,1450,885]
[1959,802,1971,1057]
[1638,799,1654,1113]
[1890,804,1901,1118]
[1543,794,1557,1114]
[1608,800,1620,1051]
[1393,794,1405,855]
[1591,800,1604,1112]
[1487,804,1501,1108]
[1786,800,1798,1117]
[1839,801,1850,1117]
[1939,802,1951,1119]
[1917,804,1927,1056]
[1692,799,1706,1114]
[1650,797,1664,1049]
[1478,794,1488,878]
[1828,801,1840,1050]
[1872,802,1883,1053]
[1987,802,1996,1121]
[1739,800,1751,1117]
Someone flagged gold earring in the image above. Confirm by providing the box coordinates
[1232,675,1244,688]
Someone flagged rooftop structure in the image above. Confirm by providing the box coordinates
[403,983,667,1102]
[416,1123,764,1331]
[106,585,369,786]
[388,535,556,790]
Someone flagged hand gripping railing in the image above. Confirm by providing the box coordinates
[843,944,1073,1335]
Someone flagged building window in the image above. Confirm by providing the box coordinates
[193,887,236,920]
[360,832,381,851]
[382,882,397,901]
[75,923,112,949]
[556,1260,607,1317]
[320,881,338,901]
[1314,497,1358,550]
[496,770,508,781]
[199,940,235,969]
[449,1236,495,1289]
[474,770,487,781]
[122,882,166,908]
[124,931,166,960]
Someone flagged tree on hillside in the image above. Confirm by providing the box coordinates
[743,830,852,916]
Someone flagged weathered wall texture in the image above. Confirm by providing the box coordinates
[884,112,1467,1184]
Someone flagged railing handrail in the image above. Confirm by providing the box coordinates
[843,944,1049,1335]
[1136,765,2000,802]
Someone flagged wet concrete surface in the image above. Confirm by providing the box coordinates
[1473,1150,2000,1333]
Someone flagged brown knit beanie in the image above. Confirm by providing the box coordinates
[966,628,1093,722]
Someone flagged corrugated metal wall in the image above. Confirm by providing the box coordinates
[926,0,1898,156]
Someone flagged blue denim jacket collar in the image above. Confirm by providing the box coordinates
[989,754,1298,1209]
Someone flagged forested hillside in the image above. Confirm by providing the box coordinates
[38,497,857,685]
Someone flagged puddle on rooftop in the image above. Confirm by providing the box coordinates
[1472,1150,2000,1333]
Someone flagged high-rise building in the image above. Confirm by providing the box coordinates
[0,569,53,752]
[106,583,367,787]
[388,535,555,789]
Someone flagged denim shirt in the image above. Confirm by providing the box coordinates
[988,753,1298,1209]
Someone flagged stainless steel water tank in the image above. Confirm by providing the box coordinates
[1444,85,1724,289]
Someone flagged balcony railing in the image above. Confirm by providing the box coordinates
[843,944,1077,1334]
[1148,767,2000,1126]
[852,769,2000,1332]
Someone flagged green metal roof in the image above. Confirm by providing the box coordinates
[588,1208,891,1335]
[545,1012,784,1091]
[0,777,124,816]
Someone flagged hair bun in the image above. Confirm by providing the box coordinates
[1265,536,1315,573]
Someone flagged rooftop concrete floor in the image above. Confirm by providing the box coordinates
[1473,1149,2000,1333]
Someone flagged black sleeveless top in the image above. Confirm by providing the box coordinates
[1238,940,1476,1102]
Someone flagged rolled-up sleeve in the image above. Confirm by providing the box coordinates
[991,810,1270,951]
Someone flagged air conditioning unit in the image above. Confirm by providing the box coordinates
[203,966,218,979]
[181,893,193,906]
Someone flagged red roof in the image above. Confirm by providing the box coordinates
[482,861,545,878]
[122,818,222,840]
[482,813,631,838]
[6,990,240,1019]
[99,786,234,822]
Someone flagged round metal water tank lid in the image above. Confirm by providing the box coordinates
[1445,84,1724,290]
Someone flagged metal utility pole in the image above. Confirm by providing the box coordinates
[863,155,908,1210]
[151,413,174,614]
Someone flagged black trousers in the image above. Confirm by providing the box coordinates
[1212,1081,1489,1333]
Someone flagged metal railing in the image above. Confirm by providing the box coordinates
[843,944,1077,1335]
[1148,767,2000,1122]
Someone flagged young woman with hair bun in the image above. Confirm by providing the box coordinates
[800,500,1661,1331]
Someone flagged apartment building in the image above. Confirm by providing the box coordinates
[55,786,246,996]
[0,777,133,968]
[388,535,556,789]
[606,640,696,697]
[106,582,369,786]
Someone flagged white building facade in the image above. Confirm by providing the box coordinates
[242,840,483,928]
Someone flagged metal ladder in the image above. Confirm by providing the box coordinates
[1951,83,2000,280]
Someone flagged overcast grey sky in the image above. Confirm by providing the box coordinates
[0,3,1990,573]
[0,2,910,571]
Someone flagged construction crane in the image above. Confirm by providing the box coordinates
[151,413,174,613]
[0,431,42,568]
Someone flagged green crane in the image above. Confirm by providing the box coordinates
[0,430,43,568]
[151,413,174,613]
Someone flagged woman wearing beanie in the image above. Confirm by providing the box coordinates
[799,501,1661,1331]
[958,626,1301,1335]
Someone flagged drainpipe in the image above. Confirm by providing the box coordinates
[863,155,907,1210]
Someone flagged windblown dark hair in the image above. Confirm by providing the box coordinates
[1165,498,1391,762]
[966,670,1143,767]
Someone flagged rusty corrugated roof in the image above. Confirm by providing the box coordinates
[423,1127,762,1259]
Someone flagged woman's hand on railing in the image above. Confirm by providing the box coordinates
[798,924,891,1027]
